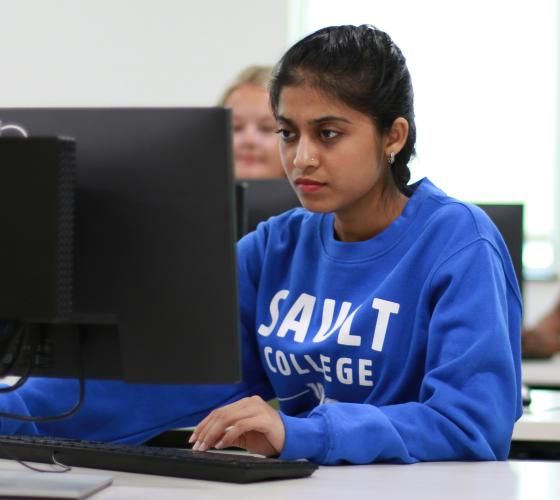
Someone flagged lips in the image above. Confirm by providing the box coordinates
[295,178,326,186]
[294,177,327,193]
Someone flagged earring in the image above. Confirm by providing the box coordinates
[387,151,395,166]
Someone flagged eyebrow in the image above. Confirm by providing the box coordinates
[277,115,351,126]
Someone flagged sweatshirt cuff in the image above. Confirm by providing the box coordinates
[278,411,327,461]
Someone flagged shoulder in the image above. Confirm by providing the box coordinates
[241,207,318,245]
[413,179,520,301]
[236,207,319,288]
[413,179,502,249]
[237,207,318,262]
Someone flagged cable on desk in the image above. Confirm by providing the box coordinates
[0,440,72,474]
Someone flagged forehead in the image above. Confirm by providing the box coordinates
[277,85,370,126]
[225,85,270,112]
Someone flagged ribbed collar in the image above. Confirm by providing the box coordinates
[319,178,436,262]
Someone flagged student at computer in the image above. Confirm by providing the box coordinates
[1,25,521,465]
[219,65,285,180]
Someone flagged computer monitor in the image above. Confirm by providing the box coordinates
[476,204,524,298]
[239,179,524,295]
[241,178,301,235]
[0,108,241,385]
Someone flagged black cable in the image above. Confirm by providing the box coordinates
[0,324,87,473]
[0,325,86,422]
[0,324,36,394]
[0,366,33,393]
[0,443,71,473]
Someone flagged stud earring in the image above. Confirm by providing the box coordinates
[387,151,395,166]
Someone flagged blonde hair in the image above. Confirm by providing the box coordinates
[218,65,273,106]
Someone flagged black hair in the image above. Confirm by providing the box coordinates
[270,25,416,194]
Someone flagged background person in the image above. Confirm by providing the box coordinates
[523,300,560,357]
[219,66,284,180]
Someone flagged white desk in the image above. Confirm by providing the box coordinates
[522,355,560,388]
[1,458,559,500]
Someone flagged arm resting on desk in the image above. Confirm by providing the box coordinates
[0,377,274,443]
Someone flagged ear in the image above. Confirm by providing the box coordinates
[383,117,409,157]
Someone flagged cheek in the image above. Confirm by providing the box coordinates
[333,146,382,185]
[263,135,280,154]
[232,130,244,148]
[278,144,293,169]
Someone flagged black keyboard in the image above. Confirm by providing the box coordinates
[0,435,317,483]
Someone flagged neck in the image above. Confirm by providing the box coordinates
[333,186,408,242]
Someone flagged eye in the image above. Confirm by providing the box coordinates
[276,128,296,141]
[319,129,340,141]
[259,123,276,134]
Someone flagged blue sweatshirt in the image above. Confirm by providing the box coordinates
[0,178,522,465]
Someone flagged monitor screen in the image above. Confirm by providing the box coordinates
[0,108,241,385]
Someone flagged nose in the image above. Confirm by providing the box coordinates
[236,124,259,146]
[292,137,319,170]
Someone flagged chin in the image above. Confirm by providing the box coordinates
[298,198,334,214]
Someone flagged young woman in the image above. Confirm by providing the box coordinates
[189,24,522,463]
[1,25,521,465]
[219,66,285,180]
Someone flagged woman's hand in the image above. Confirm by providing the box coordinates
[189,396,285,457]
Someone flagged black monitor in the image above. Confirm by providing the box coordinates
[241,178,301,235]
[0,108,240,385]
[239,179,524,295]
[476,204,524,298]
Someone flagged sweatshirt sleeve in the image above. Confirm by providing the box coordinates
[1,376,273,443]
[0,233,274,442]
[279,239,522,464]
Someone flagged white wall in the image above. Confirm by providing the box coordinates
[0,0,289,106]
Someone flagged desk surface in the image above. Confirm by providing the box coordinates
[1,458,560,500]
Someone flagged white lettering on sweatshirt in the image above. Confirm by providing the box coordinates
[264,346,374,387]
[371,298,400,352]
[258,290,400,352]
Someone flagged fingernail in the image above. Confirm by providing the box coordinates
[188,434,196,444]
[198,442,208,452]
[215,441,224,449]
[193,441,201,451]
